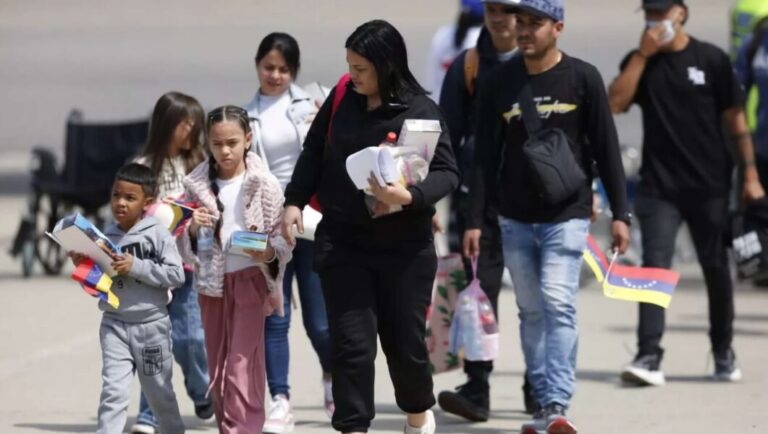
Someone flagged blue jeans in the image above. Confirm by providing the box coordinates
[498,217,588,408]
[265,238,332,398]
[136,270,211,427]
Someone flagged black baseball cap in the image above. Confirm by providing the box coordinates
[641,0,685,11]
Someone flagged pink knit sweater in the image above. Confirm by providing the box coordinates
[178,153,292,316]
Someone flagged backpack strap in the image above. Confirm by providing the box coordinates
[310,73,350,213]
[464,47,480,96]
[327,73,350,141]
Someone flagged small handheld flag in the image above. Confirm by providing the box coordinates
[71,259,119,308]
[145,196,198,237]
[583,235,680,309]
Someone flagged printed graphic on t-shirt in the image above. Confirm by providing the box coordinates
[502,96,578,123]
[688,67,706,85]
[142,345,163,376]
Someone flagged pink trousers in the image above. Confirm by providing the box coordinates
[199,266,268,434]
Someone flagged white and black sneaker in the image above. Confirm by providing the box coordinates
[621,352,665,386]
[713,348,743,382]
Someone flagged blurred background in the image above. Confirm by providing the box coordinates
[0,0,735,163]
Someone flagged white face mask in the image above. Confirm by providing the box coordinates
[646,19,676,45]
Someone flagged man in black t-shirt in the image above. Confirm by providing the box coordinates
[467,0,630,432]
[609,0,765,387]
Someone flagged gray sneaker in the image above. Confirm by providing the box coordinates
[621,352,665,386]
[520,408,547,434]
[545,403,577,434]
[713,348,743,382]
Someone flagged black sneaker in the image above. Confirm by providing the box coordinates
[522,373,540,415]
[621,351,665,386]
[437,379,489,422]
[545,403,577,434]
[195,400,215,420]
[713,348,743,382]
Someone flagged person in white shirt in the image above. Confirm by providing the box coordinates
[424,0,484,102]
[243,32,333,434]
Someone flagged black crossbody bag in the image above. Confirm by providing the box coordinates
[517,74,587,205]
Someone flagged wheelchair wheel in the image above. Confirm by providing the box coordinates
[21,239,35,277]
[34,194,68,276]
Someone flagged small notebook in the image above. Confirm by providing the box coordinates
[228,231,269,257]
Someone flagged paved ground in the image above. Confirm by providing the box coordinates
[2,1,766,433]
[0,194,767,434]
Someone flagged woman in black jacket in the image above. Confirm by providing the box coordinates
[282,19,459,434]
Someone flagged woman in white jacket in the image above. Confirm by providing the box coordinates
[244,32,333,434]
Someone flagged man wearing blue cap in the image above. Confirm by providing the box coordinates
[609,0,764,388]
[467,0,630,433]
[437,0,538,423]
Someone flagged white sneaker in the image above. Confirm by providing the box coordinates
[620,353,665,387]
[323,376,335,419]
[404,409,436,434]
[262,394,295,434]
[130,423,158,434]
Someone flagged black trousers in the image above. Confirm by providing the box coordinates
[635,195,734,357]
[318,240,437,433]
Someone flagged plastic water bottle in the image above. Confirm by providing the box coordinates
[197,225,215,281]
[478,296,499,335]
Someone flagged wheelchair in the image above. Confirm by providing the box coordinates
[9,110,149,277]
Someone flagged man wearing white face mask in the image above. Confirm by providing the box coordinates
[609,0,765,387]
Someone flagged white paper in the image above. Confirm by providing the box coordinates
[46,226,118,276]
[294,205,322,241]
[346,147,398,192]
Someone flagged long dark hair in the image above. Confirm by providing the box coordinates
[140,91,206,178]
[454,9,484,49]
[256,32,301,79]
[345,20,427,106]
[205,105,252,243]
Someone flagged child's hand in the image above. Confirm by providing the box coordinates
[112,253,133,276]
[245,241,276,264]
[69,252,87,266]
[190,207,216,235]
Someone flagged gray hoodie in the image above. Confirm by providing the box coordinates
[100,216,185,323]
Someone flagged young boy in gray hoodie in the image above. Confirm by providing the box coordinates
[71,163,186,434]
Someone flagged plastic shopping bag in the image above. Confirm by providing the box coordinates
[449,257,499,362]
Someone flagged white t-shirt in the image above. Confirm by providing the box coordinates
[259,91,301,191]
[216,172,256,273]
[135,155,186,199]
[425,24,482,103]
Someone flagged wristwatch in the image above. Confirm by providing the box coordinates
[614,211,633,226]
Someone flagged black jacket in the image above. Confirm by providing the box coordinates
[285,82,459,249]
[468,54,628,227]
[439,27,509,189]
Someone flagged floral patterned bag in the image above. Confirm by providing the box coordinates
[425,253,466,374]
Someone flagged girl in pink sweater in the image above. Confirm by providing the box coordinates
[179,105,292,433]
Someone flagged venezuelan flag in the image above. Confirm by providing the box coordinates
[162,197,197,236]
[71,259,119,309]
[582,234,610,282]
[583,235,680,309]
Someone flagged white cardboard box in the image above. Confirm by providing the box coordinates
[397,119,442,163]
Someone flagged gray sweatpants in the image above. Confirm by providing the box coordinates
[97,315,185,434]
